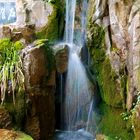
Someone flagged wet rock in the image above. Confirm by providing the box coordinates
[0,129,33,140]
[54,44,69,74]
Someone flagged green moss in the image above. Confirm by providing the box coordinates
[36,2,64,41]
[97,58,123,107]
[88,23,105,49]
[88,23,126,107]
[17,133,33,140]
[97,103,134,140]
[14,131,33,140]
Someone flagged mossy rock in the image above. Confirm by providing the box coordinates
[88,23,126,107]
[36,1,64,41]
[97,58,123,107]
[97,103,134,140]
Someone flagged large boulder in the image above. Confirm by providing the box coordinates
[22,39,55,140]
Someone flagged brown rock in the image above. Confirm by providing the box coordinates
[0,107,12,129]
[22,41,55,139]
[0,129,33,140]
[47,70,56,86]
[2,26,12,38]
[25,116,40,140]
[19,24,36,44]
[0,129,17,140]
[22,45,49,91]
[55,44,69,73]
[11,32,23,42]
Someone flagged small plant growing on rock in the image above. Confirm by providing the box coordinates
[0,39,24,105]
[120,112,131,121]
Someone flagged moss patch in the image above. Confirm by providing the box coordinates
[97,58,123,107]
[97,103,134,140]
[88,23,126,107]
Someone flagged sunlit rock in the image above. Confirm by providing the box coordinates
[0,0,63,43]
[0,129,33,140]
[16,0,53,28]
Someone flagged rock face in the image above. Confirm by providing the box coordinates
[87,0,140,139]
[22,40,55,140]
[87,0,140,109]
[16,0,53,28]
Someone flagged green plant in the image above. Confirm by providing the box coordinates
[120,112,131,121]
[0,39,24,105]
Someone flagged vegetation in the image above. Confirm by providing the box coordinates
[36,1,64,41]
[97,103,134,140]
[0,39,24,105]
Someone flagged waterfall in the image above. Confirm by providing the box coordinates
[65,0,76,44]
[64,0,93,132]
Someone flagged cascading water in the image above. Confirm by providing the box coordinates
[55,0,95,139]
[64,0,94,131]
[65,0,76,44]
